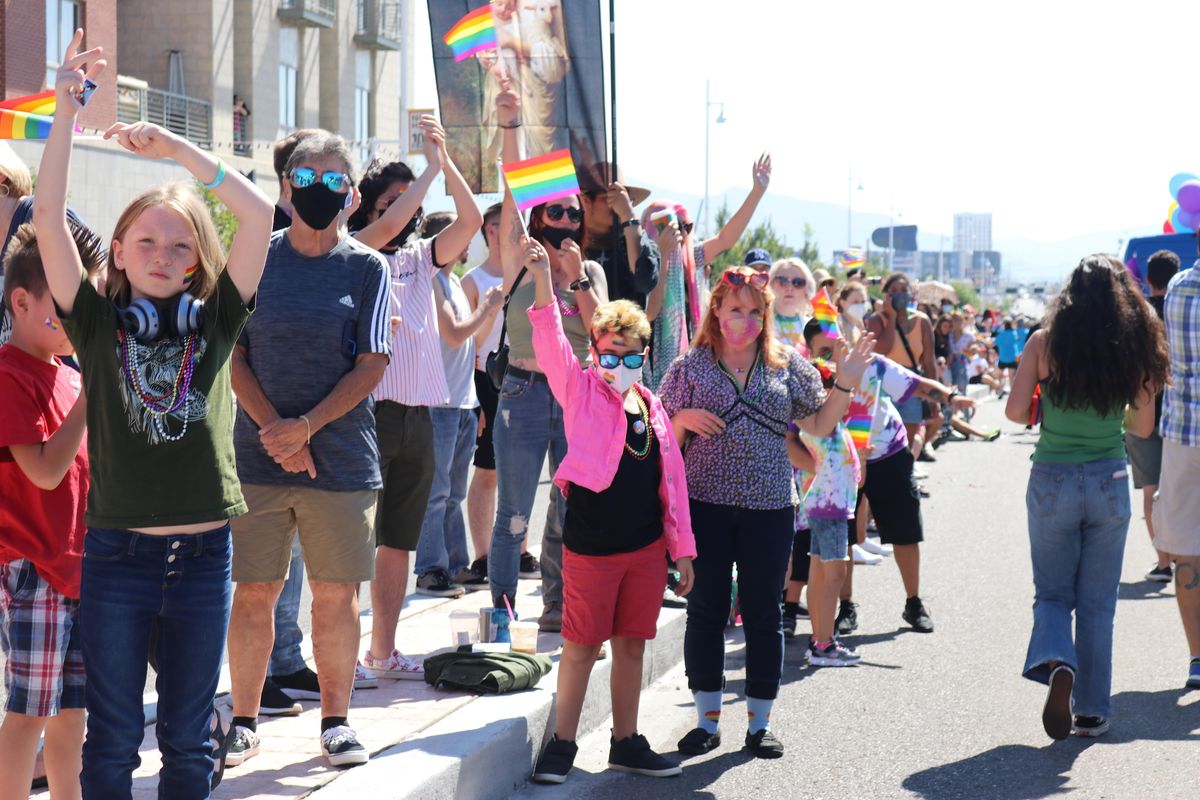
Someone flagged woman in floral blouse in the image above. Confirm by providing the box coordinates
[659,267,874,759]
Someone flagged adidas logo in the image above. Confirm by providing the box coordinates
[339,295,355,309]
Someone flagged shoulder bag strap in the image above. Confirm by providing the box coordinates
[894,317,923,376]
[494,267,529,351]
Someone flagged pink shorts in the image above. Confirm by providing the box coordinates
[562,540,668,646]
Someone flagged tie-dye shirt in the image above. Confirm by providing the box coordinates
[798,424,861,520]
[847,355,922,464]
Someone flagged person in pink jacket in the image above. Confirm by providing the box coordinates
[516,236,696,784]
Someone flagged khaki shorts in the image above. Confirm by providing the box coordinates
[1151,440,1200,557]
[232,484,378,584]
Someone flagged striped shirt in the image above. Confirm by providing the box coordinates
[1161,263,1200,447]
[374,238,450,407]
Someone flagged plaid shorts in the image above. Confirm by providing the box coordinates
[0,559,85,716]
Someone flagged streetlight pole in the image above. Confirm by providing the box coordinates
[704,80,725,239]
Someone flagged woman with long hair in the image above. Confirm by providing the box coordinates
[659,266,874,759]
[1006,254,1168,741]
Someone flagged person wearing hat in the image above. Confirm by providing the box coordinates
[813,268,837,292]
[581,164,660,309]
[744,248,773,272]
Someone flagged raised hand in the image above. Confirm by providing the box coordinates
[420,115,446,172]
[496,84,521,128]
[753,152,772,191]
[55,29,106,110]
[656,220,682,259]
[521,236,550,272]
[558,239,585,280]
[839,332,877,385]
[103,122,181,161]
[606,183,636,223]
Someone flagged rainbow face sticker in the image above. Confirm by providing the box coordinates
[182,264,198,286]
[44,316,61,331]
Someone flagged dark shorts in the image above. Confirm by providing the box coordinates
[375,401,435,551]
[1125,430,1163,489]
[473,369,499,471]
[968,375,983,385]
[998,361,1018,370]
[861,448,924,546]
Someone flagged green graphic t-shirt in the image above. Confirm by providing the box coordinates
[62,271,252,528]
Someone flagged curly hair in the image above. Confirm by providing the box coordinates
[591,299,651,347]
[347,159,417,233]
[1043,254,1169,417]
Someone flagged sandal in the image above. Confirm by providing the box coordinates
[211,706,232,791]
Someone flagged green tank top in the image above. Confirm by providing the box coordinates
[1032,384,1126,463]
[505,279,591,363]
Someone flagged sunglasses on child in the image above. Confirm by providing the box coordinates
[722,269,770,291]
[773,275,807,289]
[544,204,583,224]
[290,168,352,193]
[597,352,646,370]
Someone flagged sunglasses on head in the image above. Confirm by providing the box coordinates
[679,221,694,236]
[597,352,646,370]
[290,168,352,192]
[544,204,583,224]
[722,269,770,291]
[773,275,807,289]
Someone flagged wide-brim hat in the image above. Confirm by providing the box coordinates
[579,162,651,207]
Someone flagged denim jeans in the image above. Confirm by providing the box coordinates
[80,526,232,800]
[684,501,794,700]
[270,538,306,676]
[950,357,968,395]
[1023,459,1131,719]
[414,407,476,576]
[487,370,567,606]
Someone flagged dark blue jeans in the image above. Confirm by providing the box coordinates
[684,501,794,700]
[80,526,232,800]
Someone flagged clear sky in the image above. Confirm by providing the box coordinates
[411,0,1200,246]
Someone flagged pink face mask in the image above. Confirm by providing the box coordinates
[720,315,763,347]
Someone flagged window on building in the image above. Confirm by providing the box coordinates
[354,50,372,165]
[278,27,299,139]
[46,0,83,88]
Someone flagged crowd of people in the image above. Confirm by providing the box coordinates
[2,30,1199,800]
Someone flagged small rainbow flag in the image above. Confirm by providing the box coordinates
[839,248,864,270]
[502,149,580,212]
[443,6,498,62]
[811,288,839,337]
[182,264,198,286]
[846,416,872,449]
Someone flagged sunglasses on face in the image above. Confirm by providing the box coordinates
[816,348,834,360]
[773,275,807,289]
[597,352,646,370]
[290,168,352,192]
[679,221,695,236]
[722,269,770,291]
[544,204,583,224]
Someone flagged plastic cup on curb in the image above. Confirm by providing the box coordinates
[510,620,539,654]
[450,610,478,648]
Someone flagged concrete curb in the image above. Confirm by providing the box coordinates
[311,604,689,799]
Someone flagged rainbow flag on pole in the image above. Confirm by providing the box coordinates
[0,90,57,116]
[839,248,864,270]
[502,149,581,212]
[0,90,57,140]
[443,5,498,62]
[846,416,872,450]
[811,288,839,337]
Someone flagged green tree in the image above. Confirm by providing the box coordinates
[950,280,981,311]
[706,202,825,283]
[196,182,238,253]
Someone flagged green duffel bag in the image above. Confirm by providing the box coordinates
[423,647,552,694]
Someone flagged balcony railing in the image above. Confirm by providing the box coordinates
[278,0,336,28]
[355,0,402,50]
[117,78,212,148]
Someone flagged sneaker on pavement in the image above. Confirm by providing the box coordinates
[259,679,302,716]
[361,649,425,680]
[273,666,321,701]
[532,736,578,784]
[912,468,930,480]
[782,606,798,638]
[225,725,261,767]
[415,570,465,598]
[1043,664,1075,740]
[835,600,859,636]
[744,729,784,759]
[852,544,883,565]
[539,601,563,633]
[858,538,893,557]
[984,428,1001,442]
[519,552,542,580]
[354,662,379,690]
[1186,658,1200,689]
[1146,563,1173,583]
[663,584,689,608]
[917,448,936,463]
[608,733,681,777]
[320,725,369,767]
[903,597,934,633]
[677,727,721,756]
[1072,715,1109,738]
[459,557,489,591]
[808,639,862,667]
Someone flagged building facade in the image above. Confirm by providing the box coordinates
[953,212,992,253]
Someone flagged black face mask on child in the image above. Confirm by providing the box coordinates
[290,184,347,231]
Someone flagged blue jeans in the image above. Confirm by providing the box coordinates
[270,539,306,676]
[80,526,232,800]
[487,370,567,606]
[1023,459,1131,719]
[950,357,968,395]
[415,407,476,576]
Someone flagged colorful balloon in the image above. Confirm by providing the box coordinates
[1171,206,1188,232]
[1178,180,1200,213]
[1170,172,1199,197]
[1178,208,1200,232]
[1164,219,1176,234]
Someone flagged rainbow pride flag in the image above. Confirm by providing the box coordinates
[846,416,872,449]
[0,90,56,116]
[443,5,498,62]
[839,248,864,270]
[0,108,54,140]
[502,149,580,212]
[811,288,839,337]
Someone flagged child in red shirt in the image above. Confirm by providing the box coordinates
[0,221,100,798]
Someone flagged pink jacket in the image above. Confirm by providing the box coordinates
[528,302,697,561]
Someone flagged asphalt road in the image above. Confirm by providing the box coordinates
[511,398,1200,800]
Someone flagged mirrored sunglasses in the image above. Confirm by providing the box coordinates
[598,352,646,370]
[291,167,352,192]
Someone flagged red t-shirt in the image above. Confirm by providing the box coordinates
[0,344,88,598]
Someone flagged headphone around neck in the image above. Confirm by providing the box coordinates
[119,293,206,343]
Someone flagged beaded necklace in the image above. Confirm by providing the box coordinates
[624,390,654,460]
[119,330,199,442]
[555,288,580,318]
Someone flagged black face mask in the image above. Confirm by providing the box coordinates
[541,225,581,251]
[290,183,346,231]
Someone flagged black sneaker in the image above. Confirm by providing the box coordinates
[320,724,369,766]
[459,557,489,591]
[274,666,321,701]
[608,733,681,777]
[917,448,936,463]
[415,570,465,598]
[677,727,720,756]
[782,606,798,638]
[744,729,784,759]
[225,724,260,767]
[532,736,578,784]
[1146,563,1173,583]
[259,679,302,716]
[903,597,934,633]
[1072,715,1110,738]
[1043,664,1075,740]
[835,600,859,636]
[519,552,542,579]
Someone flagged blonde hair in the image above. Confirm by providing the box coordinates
[769,257,816,300]
[0,142,33,198]
[106,182,225,305]
[591,299,651,347]
[693,267,789,369]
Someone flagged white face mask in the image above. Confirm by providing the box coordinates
[846,302,868,322]
[595,362,642,394]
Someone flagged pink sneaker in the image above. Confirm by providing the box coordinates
[361,649,425,680]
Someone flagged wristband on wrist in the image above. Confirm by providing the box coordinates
[569,277,592,292]
[299,414,312,444]
[499,122,522,129]
[833,382,853,394]
[202,159,227,191]
[620,218,640,230]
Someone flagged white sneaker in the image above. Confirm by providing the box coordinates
[354,662,379,690]
[852,544,883,565]
[361,649,425,680]
[320,724,369,767]
[858,539,893,557]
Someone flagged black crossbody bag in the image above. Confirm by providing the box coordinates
[484,267,528,392]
